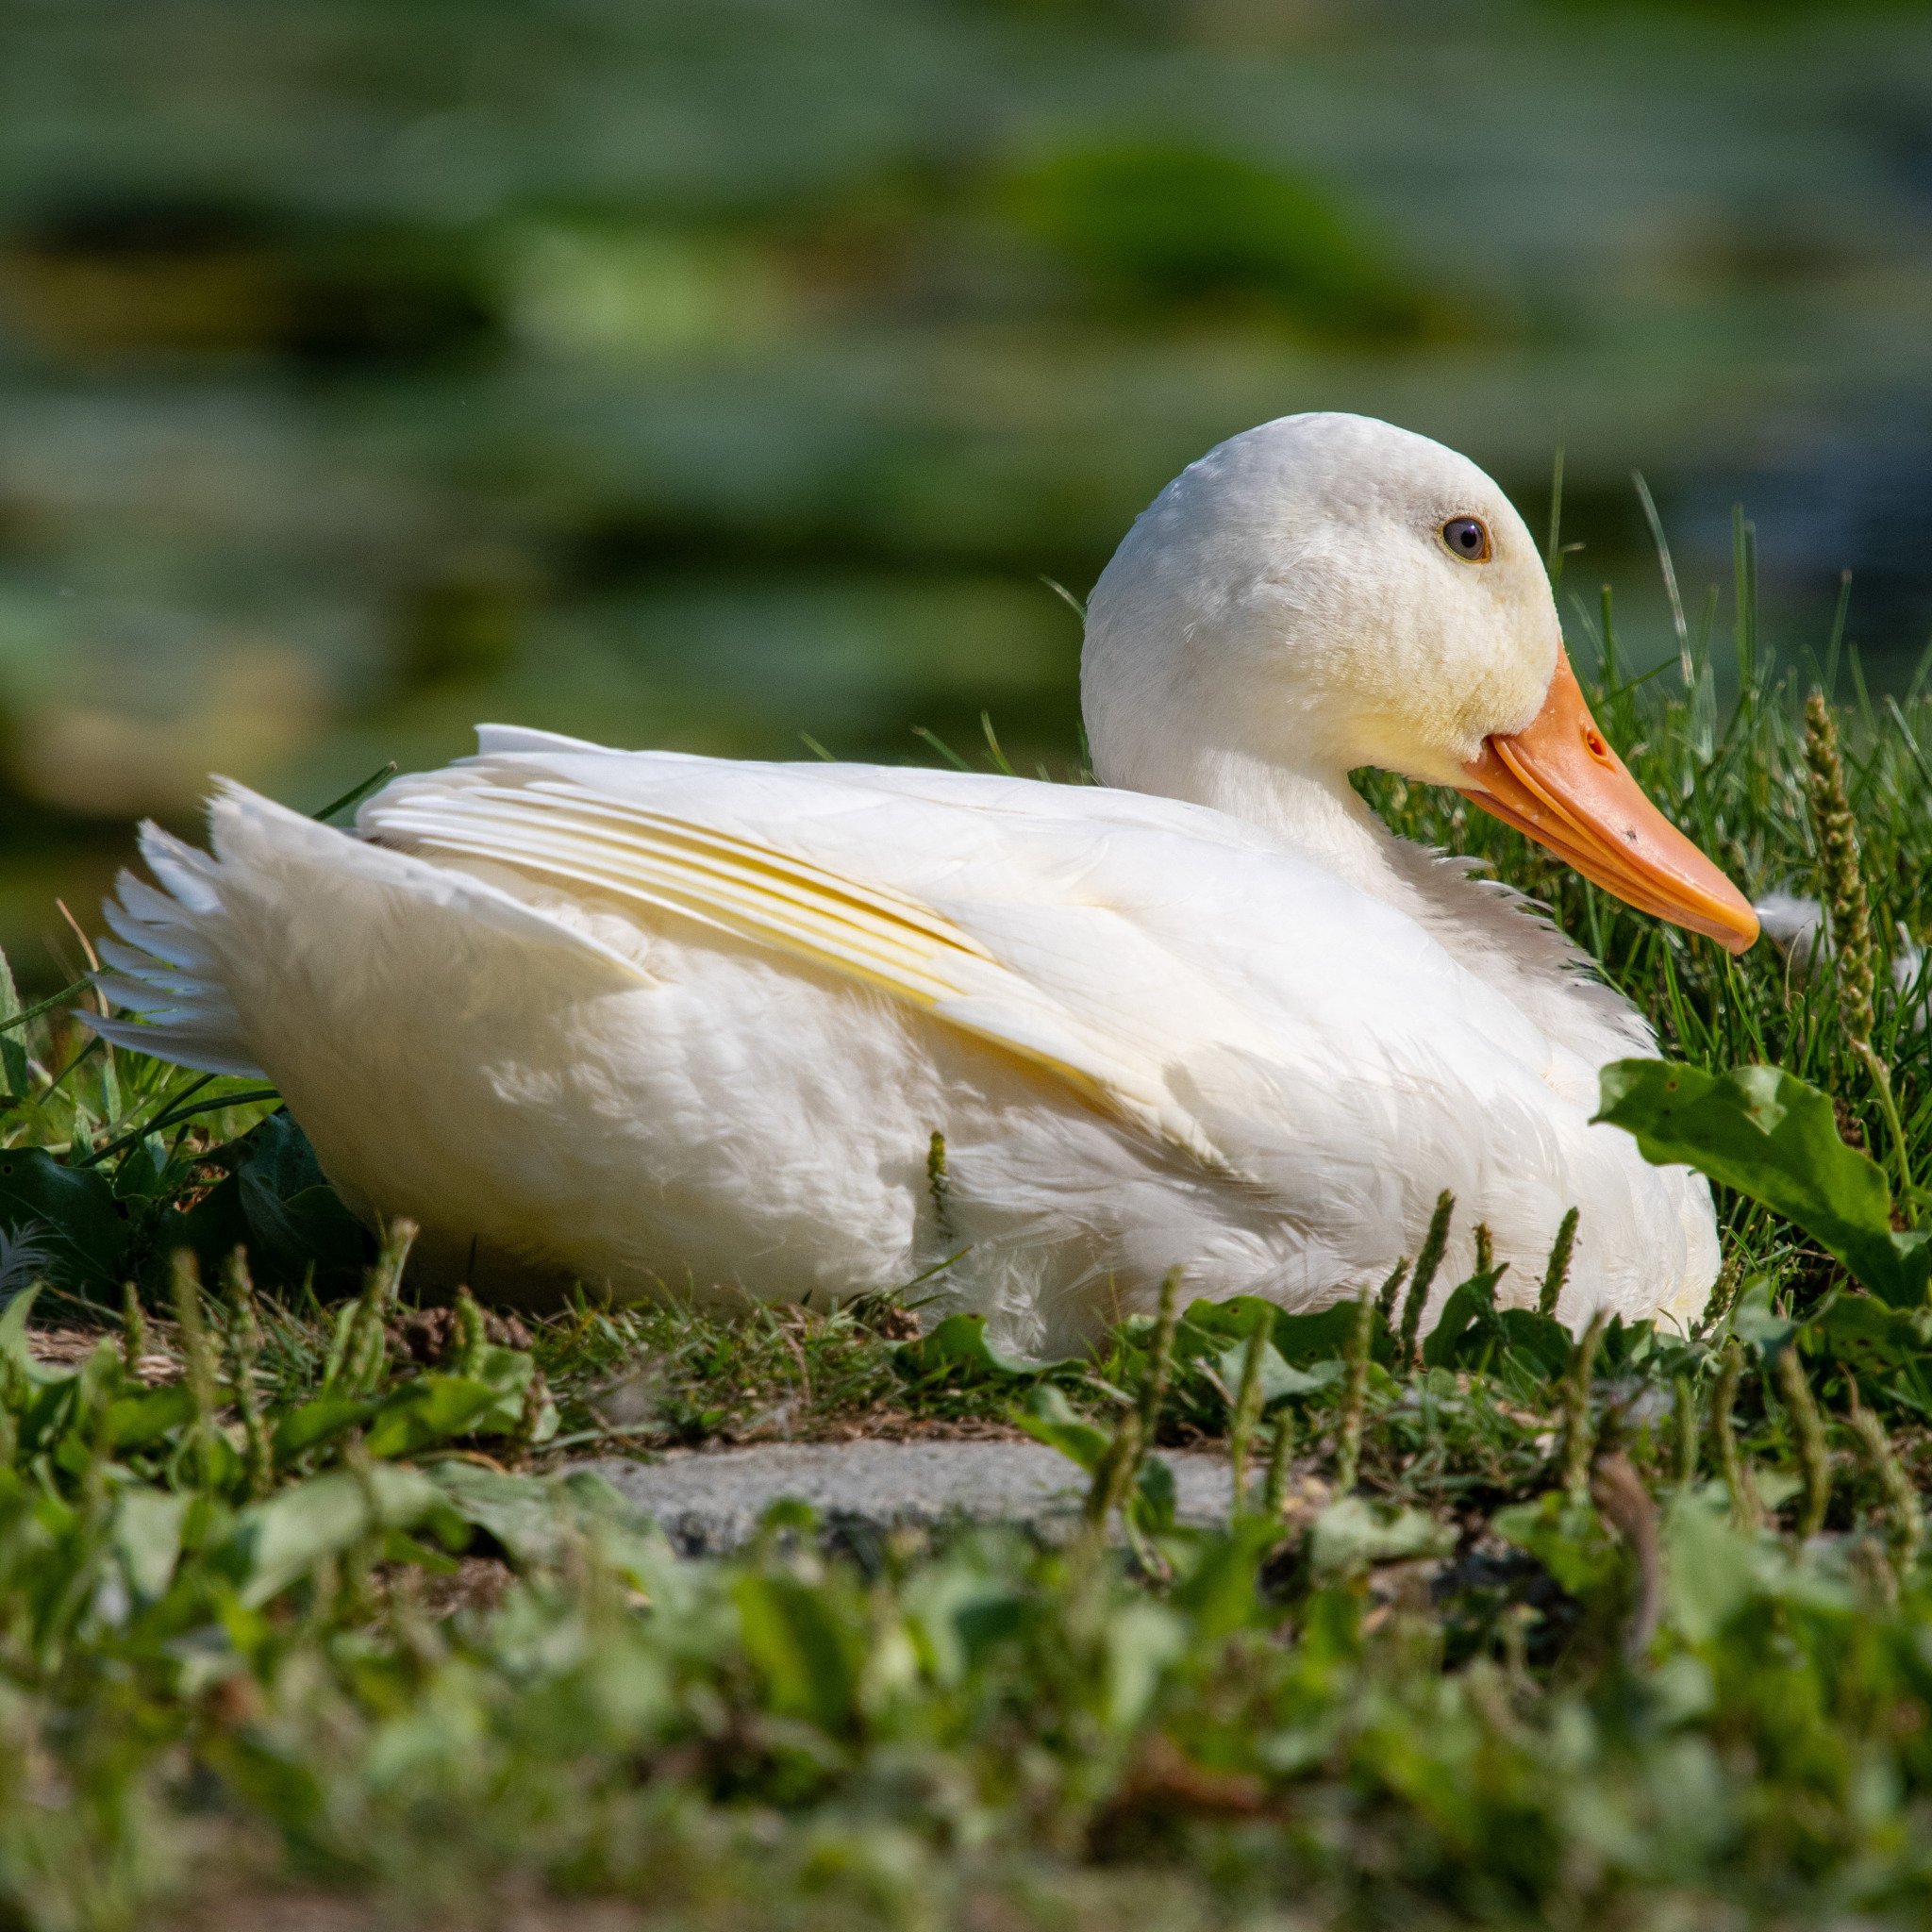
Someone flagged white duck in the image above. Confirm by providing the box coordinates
[89,413,1757,1355]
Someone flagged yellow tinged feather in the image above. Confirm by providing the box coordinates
[372,780,1234,1172]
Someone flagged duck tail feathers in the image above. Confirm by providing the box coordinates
[82,819,265,1079]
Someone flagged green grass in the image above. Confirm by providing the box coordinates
[14,521,1932,1927]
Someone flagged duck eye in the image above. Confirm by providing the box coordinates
[1441,516,1491,562]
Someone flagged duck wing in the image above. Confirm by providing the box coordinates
[351,730,1555,1177]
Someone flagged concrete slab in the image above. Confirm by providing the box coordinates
[574,1438,1237,1556]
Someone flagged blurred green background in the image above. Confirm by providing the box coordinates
[2,0,1930,988]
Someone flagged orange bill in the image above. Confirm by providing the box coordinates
[1458,648,1759,954]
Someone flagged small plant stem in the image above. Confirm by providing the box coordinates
[510,1364,550,1466]
[340,1429,380,1623]
[121,1280,149,1378]
[1804,691,1913,1220]
[341,1296,382,1396]
[1374,1257,1409,1326]
[1713,1338,1762,1532]
[1084,1410,1144,1532]
[1399,1191,1455,1365]
[1805,691,1875,1039]
[79,1341,117,1529]
[1775,1345,1830,1542]
[371,1216,417,1313]
[454,1284,489,1377]
[1674,1374,1698,1488]
[1561,1308,1609,1505]
[1854,1041,1914,1225]
[1079,1268,1182,1553]
[926,1130,952,1243]
[342,1218,417,1395]
[1264,1406,1294,1520]
[1135,1267,1182,1455]
[1847,1392,1923,1576]
[224,1247,274,1500]
[171,1251,218,1491]
[41,1353,120,1660]
[1539,1208,1580,1319]
[1334,1285,1374,1496]
[1228,1324,1268,1516]
[1473,1224,1493,1279]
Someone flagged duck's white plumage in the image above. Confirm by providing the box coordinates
[91,413,1731,1353]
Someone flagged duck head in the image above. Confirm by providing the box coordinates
[1083,411,1758,954]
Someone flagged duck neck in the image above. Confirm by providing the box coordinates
[1146,745,1417,906]
[1134,741,1645,1075]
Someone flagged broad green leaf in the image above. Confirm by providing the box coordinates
[111,1487,190,1603]
[220,1464,450,1607]
[199,1728,325,1822]
[0,1284,56,1382]
[158,1176,252,1291]
[1663,1491,1761,1642]
[758,1497,819,1536]
[240,1109,332,1197]
[425,1461,568,1566]
[1013,1383,1110,1474]
[0,1151,128,1293]
[1272,1300,1390,1366]
[1257,1715,1347,1777]
[510,1639,674,1760]
[1102,1600,1188,1730]
[558,1465,671,1580]
[363,1376,509,1457]
[1491,1308,1574,1378]
[105,1382,197,1450]
[180,1428,245,1496]
[1309,1497,1455,1577]
[470,1342,538,1398]
[1596,1058,1931,1307]
[1180,1292,1394,1377]
[1492,1491,1620,1597]
[1212,1338,1341,1405]
[1168,1518,1282,1640]
[1130,1453,1176,1535]
[272,1396,377,1464]
[0,1472,49,1564]
[164,1120,368,1296]
[1729,1278,1800,1359]
[239,1174,368,1296]
[1420,1268,1509,1370]
[0,941,30,1099]
[1662,1487,1852,1637]
[734,1572,864,1733]
[425,1462,665,1588]
[466,1344,557,1443]
[376,1527,461,1575]
[903,1566,1025,1689]
[908,1311,1064,1377]
[1173,1295,1276,1358]
[1810,1290,1932,1404]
